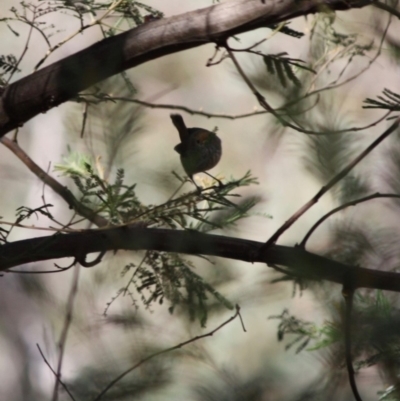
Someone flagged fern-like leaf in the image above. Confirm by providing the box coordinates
[263,53,315,87]
[363,88,400,111]
[268,23,304,39]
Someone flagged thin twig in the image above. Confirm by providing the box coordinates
[373,0,400,19]
[6,7,36,84]
[122,251,148,296]
[6,12,51,48]
[34,0,124,70]
[262,116,400,250]
[80,101,89,138]
[6,267,73,274]
[36,344,76,401]
[342,287,363,401]
[0,137,109,228]
[225,37,268,53]
[206,45,229,66]
[224,20,391,135]
[52,265,80,401]
[302,11,391,102]
[92,305,244,401]
[80,93,391,135]
[0,220,76,232]
[225,42,376,136]
[41,162,66,228]
[300,193,400,247]
[79,93,268,120]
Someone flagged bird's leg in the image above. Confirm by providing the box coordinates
[189,176,202,194]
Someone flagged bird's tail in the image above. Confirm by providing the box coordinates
[170,114,188,142]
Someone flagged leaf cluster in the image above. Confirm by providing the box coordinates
[54,156,259,325]
[0,54,19,74]
[269,309,319,353]
[120,251,233,327]
[263,52,315,88]
[278,291,400,378]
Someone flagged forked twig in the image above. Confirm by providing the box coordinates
[52,265,80,401]
[300,193,400,247]
[36,344,76,401]
[34,0,124,70]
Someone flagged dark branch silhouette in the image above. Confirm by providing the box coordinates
[0,0,371,137]
[2,226,400,293]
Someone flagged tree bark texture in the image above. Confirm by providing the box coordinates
[0,0,370,136]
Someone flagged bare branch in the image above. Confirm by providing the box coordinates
[300,193,400,247]
[2,226,400,293]
[36,344,76,401]
[262,116,400,249]
[93,305,244,401]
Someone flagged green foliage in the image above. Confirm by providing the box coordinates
[55,157,258,325]
[309,321,342,350]
[56,159,258,229]
[0,0,164,82]
[2,0,399,398]
[35,0,164,25]
[54,148,94,177]
[338,175,370,204]
[269,309,319,353]
[56,160,142,225]
[305,132,353,183]
[301,94,370,203]
[337,291,400,378]
[270,291,400,382]
[118,251,233,327]
[290,291,400,375]
[310,12,373,60]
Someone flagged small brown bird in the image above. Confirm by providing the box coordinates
[170,114,222,185]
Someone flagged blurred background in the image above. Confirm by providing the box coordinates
[1,0,400,400]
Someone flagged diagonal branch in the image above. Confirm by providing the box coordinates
[300,193,400,247]
[262,116,400,249]
[0,136,109,227]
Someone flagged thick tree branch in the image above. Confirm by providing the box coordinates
[1,226,400,293]
[0,0,371,137]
